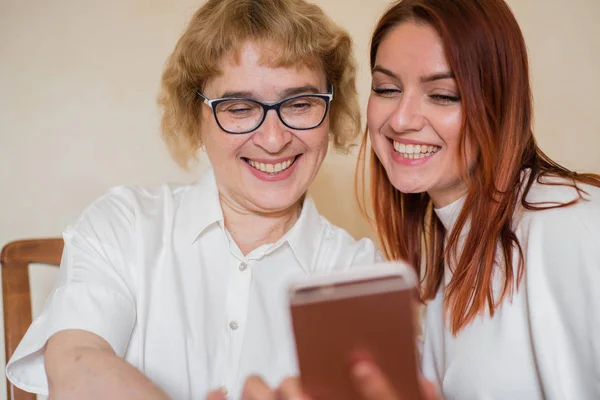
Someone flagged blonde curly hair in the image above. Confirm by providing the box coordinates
[158,0,361,169]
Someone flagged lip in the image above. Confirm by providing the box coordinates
[244,156,298,164]
[389,138,439,166]
[388,137,439,147]
[243,155,301,182]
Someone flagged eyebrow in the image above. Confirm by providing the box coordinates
[220,85,323,100]
[372,65,455,83]
[421,72,455,83]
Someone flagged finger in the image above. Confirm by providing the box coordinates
[419,376,442,400]
[275,376,307,400]
[352,361,400,400]
[205,390,228,400]
[241,375,277,400]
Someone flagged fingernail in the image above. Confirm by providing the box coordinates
[353,362,374,379]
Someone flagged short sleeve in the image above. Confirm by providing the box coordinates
[6,192,138,395]
[526,192,600,398]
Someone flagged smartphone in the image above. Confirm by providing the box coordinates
[289,262,422,400]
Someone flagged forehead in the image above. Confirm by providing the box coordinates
[205,41,327,98]
[376,22,449,74]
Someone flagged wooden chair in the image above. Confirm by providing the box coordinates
[1,238,64,400]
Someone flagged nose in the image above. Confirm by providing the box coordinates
[252,110,292,153]
[388,92,426,133]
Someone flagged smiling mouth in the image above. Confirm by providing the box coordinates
[392,140,441,159]
[242,155,300,175]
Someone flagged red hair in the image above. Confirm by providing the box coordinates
[357,0,600,334]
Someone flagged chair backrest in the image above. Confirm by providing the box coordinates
[1,238,63,400]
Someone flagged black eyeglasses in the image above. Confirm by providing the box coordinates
[197,86,334,134]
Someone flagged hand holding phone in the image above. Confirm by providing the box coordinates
[289,262,422,400]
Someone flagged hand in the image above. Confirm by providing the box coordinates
[233,363,441,400]
[205,390,228,400]
[240,375,308,400]
[352,361,441,400]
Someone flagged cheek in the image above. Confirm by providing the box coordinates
[366,96,381,133]
[367,130,389,173]
[199,112,217,146]
[367,118,394,166]
[307,121,330,155]
[202,127,239,166]
[434,108,462,144]
[366,98,388,147]
[432,108,472,173]
[199,106,214,133]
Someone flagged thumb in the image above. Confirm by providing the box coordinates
[205,390,227,400]
[352,361,400,400]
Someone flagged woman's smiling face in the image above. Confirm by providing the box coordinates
[200,40,330,214]
[367,21,476,208]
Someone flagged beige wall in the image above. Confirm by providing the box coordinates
[1,0,599,398]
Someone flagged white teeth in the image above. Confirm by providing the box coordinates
[392,140,440,159]
[248,158,294,174]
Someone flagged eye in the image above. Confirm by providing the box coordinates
[372,87,402,97]
[229,107,252,114]
[218,100,260,115]
[282,97,321,113]
[289,101,312,110]
[430,94,461,105]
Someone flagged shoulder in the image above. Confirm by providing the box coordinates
[520,175,600,236]
[524,173,600,206]
[70,182,198,241]
[517,175,600,284]
[75,182,195,224]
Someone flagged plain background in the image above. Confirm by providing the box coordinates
[1,0,599,398]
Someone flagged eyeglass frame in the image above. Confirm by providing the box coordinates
[196,85,334,134]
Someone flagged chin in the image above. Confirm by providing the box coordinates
[388,175,428,195]
[251,188,305,212]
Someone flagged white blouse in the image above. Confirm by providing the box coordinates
[6,169,380,399]
[422,175,600,399]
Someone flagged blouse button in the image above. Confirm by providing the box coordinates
[219,385,228,395]
[229,321,239,330]
[239,262,247,271]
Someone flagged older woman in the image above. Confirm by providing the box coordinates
[5,1,379,399]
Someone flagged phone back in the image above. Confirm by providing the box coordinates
[290,272,422,400]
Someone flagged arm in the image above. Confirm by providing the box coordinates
[45,329,170,400]
[6,190,156,395]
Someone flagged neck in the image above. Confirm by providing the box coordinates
[220,195,302,256]
[429,182,468,209]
